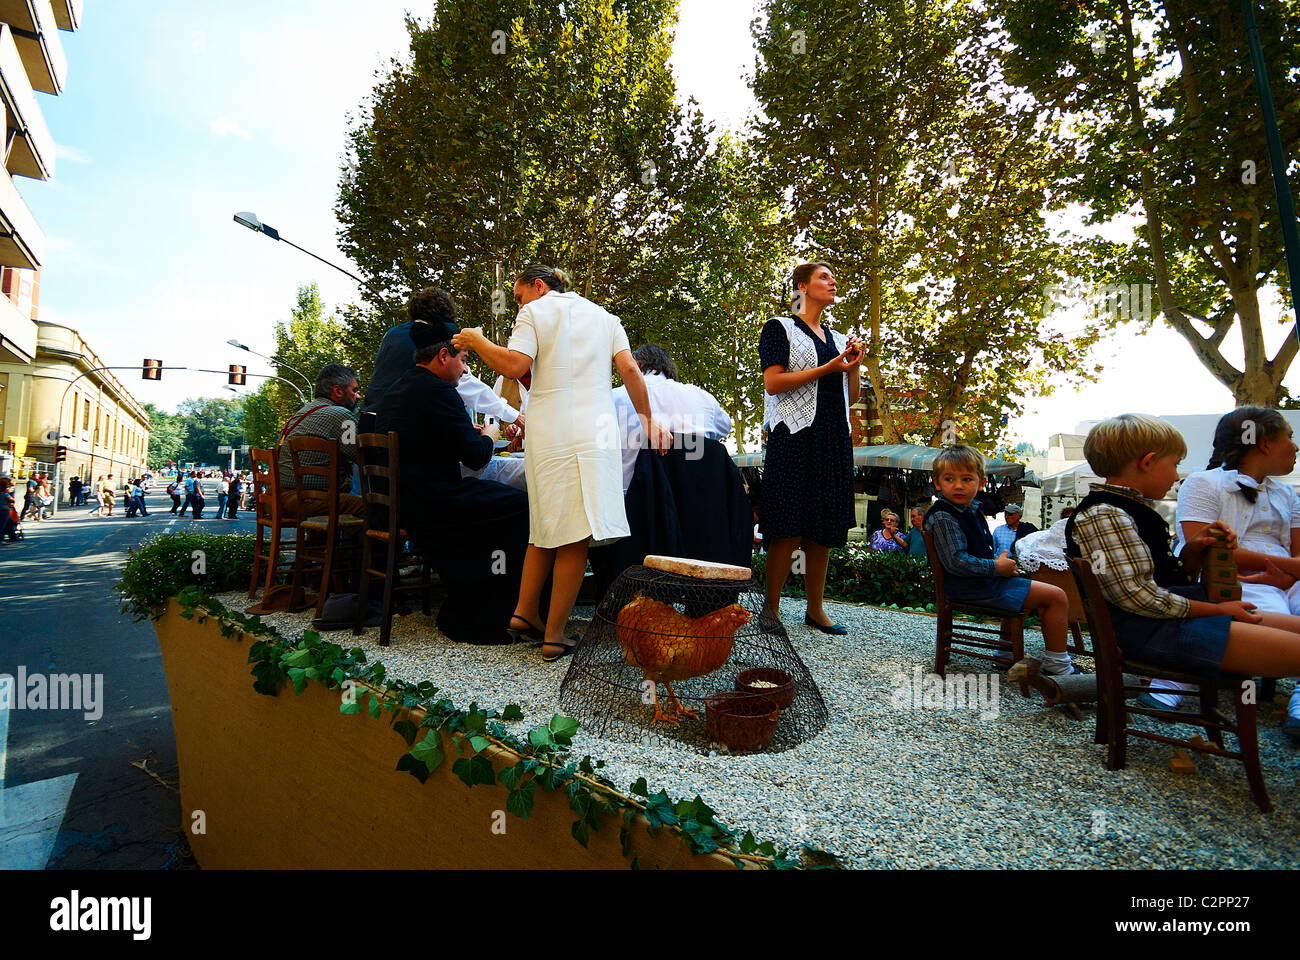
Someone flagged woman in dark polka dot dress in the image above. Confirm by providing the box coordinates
[759,263,862,634]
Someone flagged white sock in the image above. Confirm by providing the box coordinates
[1146,678,1189,708]
[1042,649,1073,676]
[1287,683,1300,720]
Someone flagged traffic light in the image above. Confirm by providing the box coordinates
[228,364,247,386]
[55,445,67,463]
[142,359,162,380]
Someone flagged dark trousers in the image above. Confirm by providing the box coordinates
[179,494,193,517]
[192,496,205,519]
[170,494,181,514]
[225,494,239,519]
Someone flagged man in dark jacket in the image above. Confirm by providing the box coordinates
[371,314,530,645]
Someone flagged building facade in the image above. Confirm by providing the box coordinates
[0,321,151,491]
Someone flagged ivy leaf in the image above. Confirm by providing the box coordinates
[501,704,524,720]
[469,735,491,754]
[757,840,777,858]
[396,753,430,784]
[499,763,525,791]
[283,648,315,668]
[340,699,362,715]
[571,819,589,848]
[368,693,382,718]
[529,726,555,749]
[771,857,799,870]
[287,667,308,695]
[453,755,496,788]
[549,714,579,745]
[410,731,445,773]
[507,780,538,820]
[630,777,649,797]
[392,719,418,745]
[731,858,747,870]
[740,830,758,854]
[464,711,487,735]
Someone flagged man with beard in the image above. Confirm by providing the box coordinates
[371,313,530,645]
[277,363,366,519]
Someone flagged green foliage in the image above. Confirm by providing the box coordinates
[263,284,349,430]
[753,544,937,612]
[991,0,1300,405]
[166,586,834,870]
[142,403,186,466]
[752,0,1099,448]
[175,396,247,467]
[115,532,256,621]
[335,3,790,447]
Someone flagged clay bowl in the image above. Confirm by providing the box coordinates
[706,691,779,753]
[735,667,796,710]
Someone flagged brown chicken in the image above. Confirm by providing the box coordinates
[616,593,752,725]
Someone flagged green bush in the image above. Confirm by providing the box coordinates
[116,532,257,621]
[752,543,936,612]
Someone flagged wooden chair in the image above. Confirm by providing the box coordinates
[1028,566,1092,656]
[1070,557,1270,813]
[246,447,299,613]
[922,530,1026,679]
[286,436,365,618]
[354,431,434,646]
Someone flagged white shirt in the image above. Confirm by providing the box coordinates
[1175,466,1300,557]
[611,371,732,492]
[457,371,519,424]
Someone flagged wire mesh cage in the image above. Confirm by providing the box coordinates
[559,557,827,754]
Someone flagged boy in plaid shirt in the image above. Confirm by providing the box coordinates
[1066,414,1300,679]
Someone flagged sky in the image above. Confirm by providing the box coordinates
[21,0,1299,449]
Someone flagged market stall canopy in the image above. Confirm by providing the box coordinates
[732,443,1026,478]
[1041,463,1102,498]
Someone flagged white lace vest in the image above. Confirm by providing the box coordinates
[770,316,851,436]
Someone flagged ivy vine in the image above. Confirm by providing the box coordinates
[167,585,837,870]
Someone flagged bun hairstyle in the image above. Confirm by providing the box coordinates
[790,262,831,310]
[516,264,570,293]
[1206,406,1289,471]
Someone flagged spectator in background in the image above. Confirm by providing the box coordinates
[225,471,242,520]
[167,478,182,514]
[992,503,1038,556]
[19,475,36,521]
[906,506,929,558]
[870,509,908,551]
[0,477,18,542]
[191,471,207,520]
[69,475,82,507]
[217,473,229,518]
[131,477,148,516]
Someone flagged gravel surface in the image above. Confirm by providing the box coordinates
[207,589,1300,868]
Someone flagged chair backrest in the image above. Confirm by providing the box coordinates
[249,447,284,528]
[920,530,951,612]
[286,435,339,515]
[1069,557,1123,683]
[357,431,400,540]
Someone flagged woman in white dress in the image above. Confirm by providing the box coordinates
[453,265,670,660]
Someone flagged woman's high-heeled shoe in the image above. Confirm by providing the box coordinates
[507,615,545,644]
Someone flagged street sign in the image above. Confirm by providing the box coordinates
[217,445,232,453]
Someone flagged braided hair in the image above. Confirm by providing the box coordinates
[1206,406,1289,470]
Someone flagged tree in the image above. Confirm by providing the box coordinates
[143,403,185,466]
[175,397,246,467]
[335,1,726,383]
[262,283,348,430]
[242,382,281,452]
[994,0,1300,406]
[751,0,1099,447]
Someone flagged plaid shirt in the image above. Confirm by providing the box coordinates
[1071,482,1191,619]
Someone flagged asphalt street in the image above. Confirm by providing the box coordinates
[0,487,257,869]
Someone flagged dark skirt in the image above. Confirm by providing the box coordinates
[1107,585,1231,675]
[759,418,854,548]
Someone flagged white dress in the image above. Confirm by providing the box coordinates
[507,290,631,548]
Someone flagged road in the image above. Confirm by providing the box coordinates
[0,486,257,869]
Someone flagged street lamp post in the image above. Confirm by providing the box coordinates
[226,339,312,390]
[232,212,385,298]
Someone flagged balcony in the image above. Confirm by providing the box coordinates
[0,167,43,269]
[49,0,77,32]
[0,285,34,362]
[0,24,52,179]
[0,0,67,94]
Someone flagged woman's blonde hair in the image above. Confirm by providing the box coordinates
[1083,413,1187,477]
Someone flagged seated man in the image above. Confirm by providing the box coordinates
[610,344,732,493]
[992,503,1038,556]
[362,287,524,432]
[278,364,366,519]
[371,317,530,645]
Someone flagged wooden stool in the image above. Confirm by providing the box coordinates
[285,436,365,618]
[1071,558,1270,813]
[1029,566,1092,656]
[246,447,299,614]
[922,531,1026,681]
[355,431,434,646]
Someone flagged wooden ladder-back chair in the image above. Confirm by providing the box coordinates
[1070,557,1270,813]
[286,436,365,618]
[922,530,1026,681]
[246,447,299,613]
[355,431,433,646]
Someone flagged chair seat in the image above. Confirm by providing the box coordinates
[300,514,365,530]
[1122,661,1249,688]
[365,528,410,542]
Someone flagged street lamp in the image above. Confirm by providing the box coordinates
[226,339,312,389]
[232,210,378,293]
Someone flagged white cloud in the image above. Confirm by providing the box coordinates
[209,117,252,140]
[55,142,91,164]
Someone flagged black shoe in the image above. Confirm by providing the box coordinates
[803,616,848,635]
